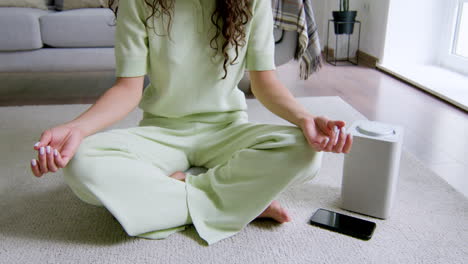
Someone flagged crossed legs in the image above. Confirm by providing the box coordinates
[169,171,291,222]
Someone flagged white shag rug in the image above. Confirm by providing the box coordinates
[0,97,467,264]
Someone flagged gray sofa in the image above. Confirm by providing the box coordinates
[0,1,116,73]
[0,0,297,100]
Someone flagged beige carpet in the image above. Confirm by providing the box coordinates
[1,97,467,264]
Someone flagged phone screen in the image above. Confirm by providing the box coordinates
[309,208,376,240]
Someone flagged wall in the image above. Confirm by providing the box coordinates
[311,0,390,60]
[358,0,390,59]
[310,0,326,49]
[381,0,445,66]
[311,0,447,63]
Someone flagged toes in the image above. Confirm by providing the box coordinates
[278,207,292,222]
[169,171,186,182]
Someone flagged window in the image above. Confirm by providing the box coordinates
[454,1,468,58]
[440,0,468,75]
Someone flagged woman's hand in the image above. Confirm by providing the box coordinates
[299,115,353,154]
[30,125,85,177]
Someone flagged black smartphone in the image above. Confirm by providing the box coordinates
[309,208,376,240]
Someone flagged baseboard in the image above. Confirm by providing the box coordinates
[323,47,335,59]
[322,46,378,68]
[356,50,378,68]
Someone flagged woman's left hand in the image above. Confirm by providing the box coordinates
[299,115,353,154]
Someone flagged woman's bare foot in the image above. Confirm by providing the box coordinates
[257,200,292,223]
[170,171,186,182]
[169,172,291,223]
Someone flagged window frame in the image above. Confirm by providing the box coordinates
[439,0,468,75]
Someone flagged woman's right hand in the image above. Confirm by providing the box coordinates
[31,124,85,177]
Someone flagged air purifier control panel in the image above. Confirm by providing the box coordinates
[356,122,395,137]
[349,120,400,142]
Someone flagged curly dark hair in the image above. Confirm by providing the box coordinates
[107,0,252,79]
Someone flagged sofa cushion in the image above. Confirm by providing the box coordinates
[0,7,51,51]
[0,0,48,10]
[0,47,115,72]
[40,8,116,48]
[55,0,107,10]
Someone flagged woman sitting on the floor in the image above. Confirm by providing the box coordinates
[30,0,353,245]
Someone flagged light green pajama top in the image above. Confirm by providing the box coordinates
[111,0,279,244]
[114,0,276,123]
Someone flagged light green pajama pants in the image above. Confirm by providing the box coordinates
[62,111,323,245]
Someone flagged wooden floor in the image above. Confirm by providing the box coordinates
[275,61,468,198]
[2,61,467,197]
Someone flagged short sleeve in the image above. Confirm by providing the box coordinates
[114,0,149,77]
[245,0,276,71]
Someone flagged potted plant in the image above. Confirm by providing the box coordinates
[332,0,357,35]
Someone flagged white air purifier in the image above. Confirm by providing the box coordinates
[341,120,404,219]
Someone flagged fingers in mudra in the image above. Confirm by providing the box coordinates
[324,126,339,152]
[38,146,49,174]
[320,125,353,154]
[319,137,329,151]
[31,144,65,177]
[311,137,327,152]
[45,146,59,172]
[332,127,347,153]
[342,134,353,154]
[31,159,41,177]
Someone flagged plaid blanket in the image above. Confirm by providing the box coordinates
[272,0,322,80]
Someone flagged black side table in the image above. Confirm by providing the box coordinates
[326,20,361,66]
